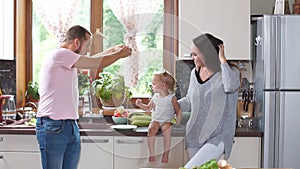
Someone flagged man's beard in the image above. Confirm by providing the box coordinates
[74,44,82,54]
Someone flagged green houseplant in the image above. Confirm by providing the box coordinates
[78,70,91,96]
[92,72,131,107]
[25,81,40,102]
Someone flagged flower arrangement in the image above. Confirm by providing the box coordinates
[78,70,91,96]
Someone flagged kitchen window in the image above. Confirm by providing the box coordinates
[24,0,177,103]
[32,0,91,83]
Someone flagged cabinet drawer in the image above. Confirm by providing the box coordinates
[78,136,113,169]
[0,135,39,152]
[0,152,41,169]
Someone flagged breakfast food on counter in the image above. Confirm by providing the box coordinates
[179,159,233,169]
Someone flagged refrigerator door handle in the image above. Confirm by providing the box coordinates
[275,17,281,89]
[255,35,263,46]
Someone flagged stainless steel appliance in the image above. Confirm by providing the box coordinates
[253,15,300,168]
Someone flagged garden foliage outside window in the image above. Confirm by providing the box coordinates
[32,0,164,98]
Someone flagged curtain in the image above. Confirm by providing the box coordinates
[32,0,79,43]
[108,0,161,87]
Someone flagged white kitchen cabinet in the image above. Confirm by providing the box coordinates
[0,0,14,60]
[179,0,251,60]
[251,0,295,15]
[251,0,276,15]
[113,136,185,169]
[78,136,113,169]
[0,135,41,169]
[227,137,261,168]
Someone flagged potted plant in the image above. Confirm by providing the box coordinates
[92,72,132,107]
[78,70,91,110]
[25,81,40,103]
[78,70,91,97]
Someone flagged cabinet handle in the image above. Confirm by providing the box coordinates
[81,138,109,143]
[0,137,3,142]
[116,139,144,144]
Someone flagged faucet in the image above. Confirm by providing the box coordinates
[17,102,38,120]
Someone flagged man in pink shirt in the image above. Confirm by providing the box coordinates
[36,25,131,169]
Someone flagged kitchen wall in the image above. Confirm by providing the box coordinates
[175,60,254,99]
[175,59,194,99]
[0,60,16,96]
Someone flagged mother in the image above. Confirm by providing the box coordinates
[179,33,240,168]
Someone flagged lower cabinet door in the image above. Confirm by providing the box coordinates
[227,137,261,168]
[113,136,184,169]
[78,136,113,169]
[0,152,41,169]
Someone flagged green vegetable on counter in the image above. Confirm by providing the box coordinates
[129,112,151,127]
[178,159,218,169]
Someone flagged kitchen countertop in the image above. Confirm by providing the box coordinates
[139,168,292,169]
[0,116,263,137]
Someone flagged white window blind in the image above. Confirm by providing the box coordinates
[0,0,14,60]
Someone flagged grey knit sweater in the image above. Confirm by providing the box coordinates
[179,63,240,159]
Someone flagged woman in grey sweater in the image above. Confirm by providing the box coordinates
[179,33,240,168]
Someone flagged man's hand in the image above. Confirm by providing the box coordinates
[117,45,132,58]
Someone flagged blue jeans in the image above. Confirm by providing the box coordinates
[36,117,81,169]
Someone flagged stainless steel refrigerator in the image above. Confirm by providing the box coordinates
[253,15,300,168]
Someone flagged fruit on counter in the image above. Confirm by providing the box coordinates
[128,112,149,117]
[116,106,125,114]
[114,112,122,117]
[25,118,37,126]
[129,112,152,127]
[113,106,129,117]
[216,159,233,169]
[131,119,151,127]
[130,115,152,121]
[178,159,233,169]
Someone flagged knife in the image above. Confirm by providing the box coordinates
[249,88,254,102]
[243,90,249,112]
[244,88,254,112]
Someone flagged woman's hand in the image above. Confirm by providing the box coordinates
[218,44,227,64]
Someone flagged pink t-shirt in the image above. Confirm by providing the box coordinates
[37,48,81,120]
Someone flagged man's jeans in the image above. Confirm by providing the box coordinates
[36,117,81,169]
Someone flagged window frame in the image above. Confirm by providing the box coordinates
[16,0,178,107]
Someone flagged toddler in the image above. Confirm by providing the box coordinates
[136,71,182,163]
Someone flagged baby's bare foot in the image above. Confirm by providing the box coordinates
[161,152,169,163]
[149,156,155,162]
